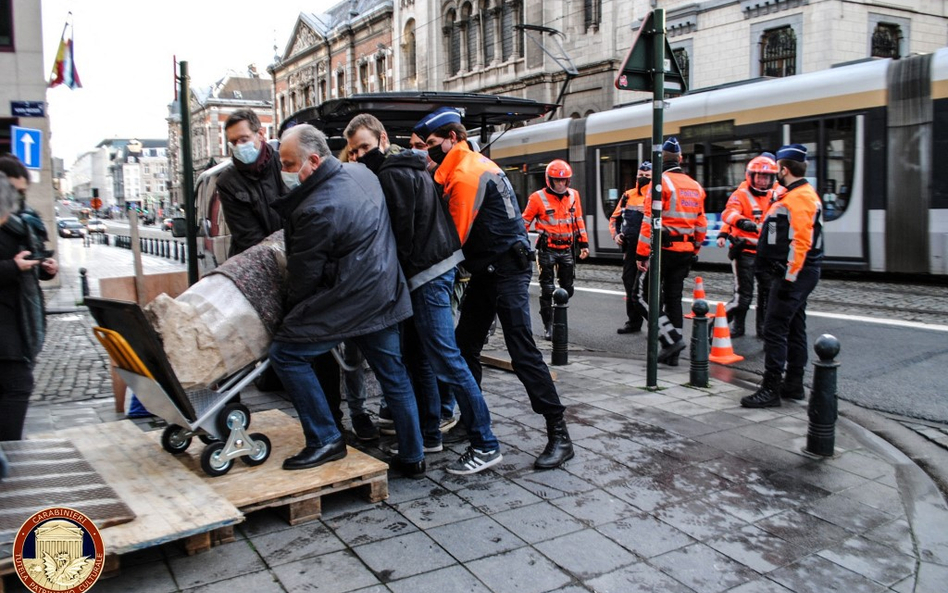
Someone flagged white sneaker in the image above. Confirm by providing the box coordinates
[439,414,459,433]
[446,447,503,475]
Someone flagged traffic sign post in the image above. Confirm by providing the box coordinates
[614,9,681,388]
[11,126,43,171]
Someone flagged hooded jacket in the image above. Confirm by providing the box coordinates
[373,146,464,291]
[270,156,411,343]
[216,141,285,258]
[0,215,52,363]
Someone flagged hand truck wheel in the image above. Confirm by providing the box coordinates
[239,433,271,467]
[200,441,233,477]
[160,424,192,454]
[198,434,219,445]
[216,402,251,437]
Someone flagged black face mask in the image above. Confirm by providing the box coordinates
[357,147,385,173]
[636,176,650,190]
[427,142,447,165]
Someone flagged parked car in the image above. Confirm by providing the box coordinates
[58,221,87,238]
[57,217,79,228]
[86,218,108,233]
[161,218,174,231]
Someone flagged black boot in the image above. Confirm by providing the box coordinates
[780,367,805,400]
[741,371,782,408]
[535,416,574,469]
[730,310,746,338]
[543,322,552,341]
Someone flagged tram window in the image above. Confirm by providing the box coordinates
[599,144,644,218]
[503,165,528,209]
[789,117,855,221]
[694,134,780,215]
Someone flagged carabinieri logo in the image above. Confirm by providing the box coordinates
[13,507,105,592]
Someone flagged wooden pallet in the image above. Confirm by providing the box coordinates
[148,409,390,525]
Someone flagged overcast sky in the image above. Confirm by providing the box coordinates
[42,0,333,166]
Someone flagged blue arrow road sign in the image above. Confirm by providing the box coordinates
[11,126,42,170]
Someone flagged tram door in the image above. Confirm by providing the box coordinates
[594,142,646,256]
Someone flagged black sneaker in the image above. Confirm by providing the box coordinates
[382,439,443,455]
[617,322,642,334]
[442,423,469,445]
[388,458,426,479]
[446,447,503,475]
[351,414,379,441]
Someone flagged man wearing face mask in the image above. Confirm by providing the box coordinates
[270,124,425,477]
[415,107,574,471]
[217,110,284,258]
[610,161,651,334]
[344,114,503,474]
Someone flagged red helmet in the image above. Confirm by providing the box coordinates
[746,155,778,194]
[545,159,572,195]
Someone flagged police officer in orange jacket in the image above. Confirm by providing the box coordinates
[611,161,651,334]
[416,107,574,470]
[522,160,589,340]
[720,154,780,337]
[635,137,707,365]
[741,144,823,408]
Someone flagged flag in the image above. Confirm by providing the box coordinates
[48,16,82,90]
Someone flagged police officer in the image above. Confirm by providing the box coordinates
[610,161,651,334]
[415,107,574,470]
[522,160,589,340]
[720,154,780,337]
[741,144,823,408]
[635,138,707,365]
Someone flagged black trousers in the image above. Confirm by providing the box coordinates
[763,265,821,375]
[725,251,771,331]
[455,261,565,419]
[621,242,644,328]
[536,247,575,325]
[0,361,34,441]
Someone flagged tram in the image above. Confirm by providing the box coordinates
[490,48,948,276]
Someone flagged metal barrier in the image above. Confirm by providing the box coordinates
[109,234,187,264]
[688,299,710,387]
[551,288,569,366]
[804,334,840,457]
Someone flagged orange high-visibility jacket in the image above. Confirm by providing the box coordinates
[636,169,707,258]
[610,187,647,239]
[720,181,775,253]
[757,179,824,281]
[523,188,589,249]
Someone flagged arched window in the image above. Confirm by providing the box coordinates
[462,2,478,71]
[480,0,495,65]
[871,22,901,59]
[403,20,417,80]
[445,9,461,76]
[672,47,689,87]
[759,26,796,77]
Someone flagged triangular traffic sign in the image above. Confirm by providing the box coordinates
[615,11,687,96]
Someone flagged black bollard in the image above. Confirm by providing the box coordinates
[173,241,179,260]
[551,287,569,366]
[103,234,110,246]
[805,334,840,457]
[161,240,167,258]
[689,299,710,387]
[79,267,89,301]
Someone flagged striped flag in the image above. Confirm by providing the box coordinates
[48,16,82,89]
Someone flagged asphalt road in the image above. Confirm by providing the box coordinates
[531,263,948,424]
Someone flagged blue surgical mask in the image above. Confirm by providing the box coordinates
[230,141,260,164]
[281,170,300,190]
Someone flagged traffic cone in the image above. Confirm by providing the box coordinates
[685,276,715,318]
[708,302,744,364]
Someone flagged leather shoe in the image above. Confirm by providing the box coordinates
[283,439,347,470]
[617,322,642,334]
[388,457,426,479]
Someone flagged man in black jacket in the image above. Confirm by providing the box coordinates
[344,114,503,475]
[217,110,284,258]
[271,124,425,477]
[1,173,58,441]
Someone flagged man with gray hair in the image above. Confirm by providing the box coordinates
[270,125,425,477]
[1,172,58,441]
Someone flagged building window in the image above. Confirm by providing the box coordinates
[404,20,417,80]
[481,1,495,65]
[672,47,689,87]
[359,62,369,92]
[445,10,461,75]
[336,70,345,97]
[759,26,796,77]
[584,0,601,30]
[0,0,12,50]
[376,55,387,92]
[463,3,478,71]
[500,1,522,61]
[871,22,901,59]
[319,79,327,103]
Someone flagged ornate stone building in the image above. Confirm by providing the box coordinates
[269,0,395,127]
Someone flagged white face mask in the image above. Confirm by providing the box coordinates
[281,170,301,190]
[229,140,260,164]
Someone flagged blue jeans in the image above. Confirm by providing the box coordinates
[270,324,423,463]
[341,340,367,417]
[411,269,500,451]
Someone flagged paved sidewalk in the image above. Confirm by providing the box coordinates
[6,240,948,592]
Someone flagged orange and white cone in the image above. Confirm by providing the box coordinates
[685,276,715,318]
[709,302,744,364]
